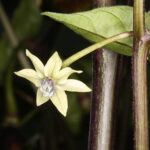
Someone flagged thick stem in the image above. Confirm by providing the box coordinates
[88,0,118,150]
[132,38,150,150]
[88,50,118,150]
[133,0,150,149]
[88,50,102,150]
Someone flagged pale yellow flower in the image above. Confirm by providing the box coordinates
[15,50,91,116]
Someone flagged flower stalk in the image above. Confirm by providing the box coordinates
[62,32,132,67]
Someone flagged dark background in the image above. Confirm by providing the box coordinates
[0,0,150,150]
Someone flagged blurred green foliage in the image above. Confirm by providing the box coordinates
[0,0,41,83]
[0,0,149,150]
[0,0,92,149]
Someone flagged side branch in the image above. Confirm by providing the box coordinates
[62,32,132,67]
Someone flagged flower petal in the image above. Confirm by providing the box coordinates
[60,79,91,92]
[14,69,41,87]
[44,51,62,77]
[51,88,68,116]
[36,88,49,106]
[26,49,44,77]
[55,67,82,83]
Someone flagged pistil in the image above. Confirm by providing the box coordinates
[40,78,54,98]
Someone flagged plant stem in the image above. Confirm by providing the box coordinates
[62,32,132,67]
[89,50,118,150]
[134,0,145,38]
[133,0,150,149]
[133,40,150,150]
[93,0,115,6]
[88,0,119,149]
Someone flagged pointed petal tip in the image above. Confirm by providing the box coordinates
[14,71,17,74]
[26,49,34,57]
[50,89,68,117]
[25,49,44,75]
[26,49,33,58]
[53,51,59,57]
[86,87,92,92]
[36,100,44,107]
[76,70,83,73]
[14,71,23,77]
[55,102,68,117]
[59,109,67,117]
[49,51,60,60]
[25,49,30,56]
[62,112,67,117]
[14,69,42,87]
[44,51,62,77]
[36,102,41,107]
[62,79,92,92]
[80,86,92,92]
[14,71,18,77]
[14,71,21,76]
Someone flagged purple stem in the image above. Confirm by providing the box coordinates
[88,0,118,150]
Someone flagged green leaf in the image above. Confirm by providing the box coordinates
[42,6,150,56]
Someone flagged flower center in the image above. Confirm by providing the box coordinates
[40,78,54,98]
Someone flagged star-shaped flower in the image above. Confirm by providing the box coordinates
[15,50,91,116]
